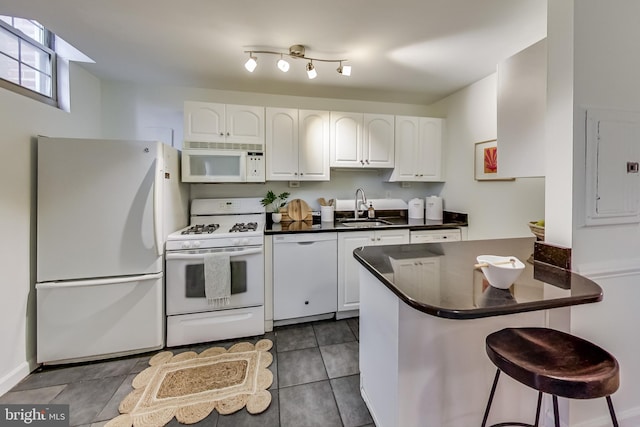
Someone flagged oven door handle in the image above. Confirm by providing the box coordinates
[165,248,263,260]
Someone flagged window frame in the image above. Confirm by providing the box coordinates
[0,17,58,107]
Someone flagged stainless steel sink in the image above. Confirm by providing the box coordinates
[340,219,393,228]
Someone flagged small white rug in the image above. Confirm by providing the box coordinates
[105,339,273,427]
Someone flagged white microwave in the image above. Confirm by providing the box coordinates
[181,149,265,183]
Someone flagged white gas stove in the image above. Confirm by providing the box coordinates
[164,197,266,347]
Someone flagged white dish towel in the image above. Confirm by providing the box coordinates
[204,252,231,307]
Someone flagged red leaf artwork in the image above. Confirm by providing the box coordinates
[483,146,498,174]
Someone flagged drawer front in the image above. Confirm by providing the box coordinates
[410,229,461,243]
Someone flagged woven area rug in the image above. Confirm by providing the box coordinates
[106,339,273,427]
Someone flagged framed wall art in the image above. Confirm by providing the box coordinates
[474,139,515,181]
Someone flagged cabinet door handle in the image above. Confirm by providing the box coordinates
[294,172,298,175]
[365,160,370,164]
[370,238,375,241]
[226,132,230,136]
[376,237,381,241]
[360,160,365,165]
[219,132,224,136]
[300,172,304,175]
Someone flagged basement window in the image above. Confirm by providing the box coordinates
[0,15,57,105]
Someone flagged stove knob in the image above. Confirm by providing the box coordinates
[193,240,201,248]
[181,241,191,249]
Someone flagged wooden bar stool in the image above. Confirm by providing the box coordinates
[481,327,620,427]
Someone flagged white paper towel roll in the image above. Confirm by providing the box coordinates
[408,198,425,219]
[426,196,443,220]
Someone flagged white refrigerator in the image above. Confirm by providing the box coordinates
[36,137,188,364]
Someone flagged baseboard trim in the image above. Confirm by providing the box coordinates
[0,360,34,396]
[335,309,359,320]
[572,404,640,427]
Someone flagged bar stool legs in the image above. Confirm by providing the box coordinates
[606,396,620,427]
[481,368,620,427]
[481,369,541,427]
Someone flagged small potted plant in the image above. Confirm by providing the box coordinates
[260,190,290,223]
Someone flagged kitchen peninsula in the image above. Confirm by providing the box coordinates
[353,238,603,427]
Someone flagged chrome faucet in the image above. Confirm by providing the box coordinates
[354,188,368,219]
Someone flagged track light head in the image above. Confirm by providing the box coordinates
[277,55,290,72]
[337,62,351,76]
[306,61,317,79]
[244,53,257,72]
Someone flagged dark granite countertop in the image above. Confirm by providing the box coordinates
[353,237,603,320]
[264,211,468,235]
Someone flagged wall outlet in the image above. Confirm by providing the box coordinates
[402,182,411,188]
[289,181,300,188]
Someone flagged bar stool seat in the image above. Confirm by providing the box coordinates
[481,327,620,427]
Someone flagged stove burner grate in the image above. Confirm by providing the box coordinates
[181,224,219,235]
[230,222,258,232]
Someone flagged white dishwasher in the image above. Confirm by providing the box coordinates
[273,232,338,321]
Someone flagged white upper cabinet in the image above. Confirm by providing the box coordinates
[299,110,331,180]
[266,108,330,181]
[363,114,395,167]
[330,112,394,168]
[496,38,547,178]
[331,112,362,167]
[184,101,264,146]
[389,116,444,182]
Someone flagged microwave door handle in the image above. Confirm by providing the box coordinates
[165,247,263,260]
[239,152,247,182]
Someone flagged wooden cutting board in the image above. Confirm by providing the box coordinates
[287,199,311,221]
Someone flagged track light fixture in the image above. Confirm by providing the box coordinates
[243,44,350,79]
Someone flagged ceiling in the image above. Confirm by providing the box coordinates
[1,0,547,105]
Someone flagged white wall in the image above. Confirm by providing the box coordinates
[430,74,545,240]
[0,64,102,394]
[545,0,640,425]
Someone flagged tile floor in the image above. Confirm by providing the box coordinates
[0,318,374,427]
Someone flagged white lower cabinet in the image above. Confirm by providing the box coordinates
[337,229,410,314]
[273,233,338,320]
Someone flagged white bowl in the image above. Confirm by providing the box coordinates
[476,255,525,289]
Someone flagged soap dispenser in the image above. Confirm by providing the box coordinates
[367,202,375,219]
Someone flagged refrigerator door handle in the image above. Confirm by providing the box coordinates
[36,272,163,289]
[153,146,163,257]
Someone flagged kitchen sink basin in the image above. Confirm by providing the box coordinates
[340,219,393,228]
